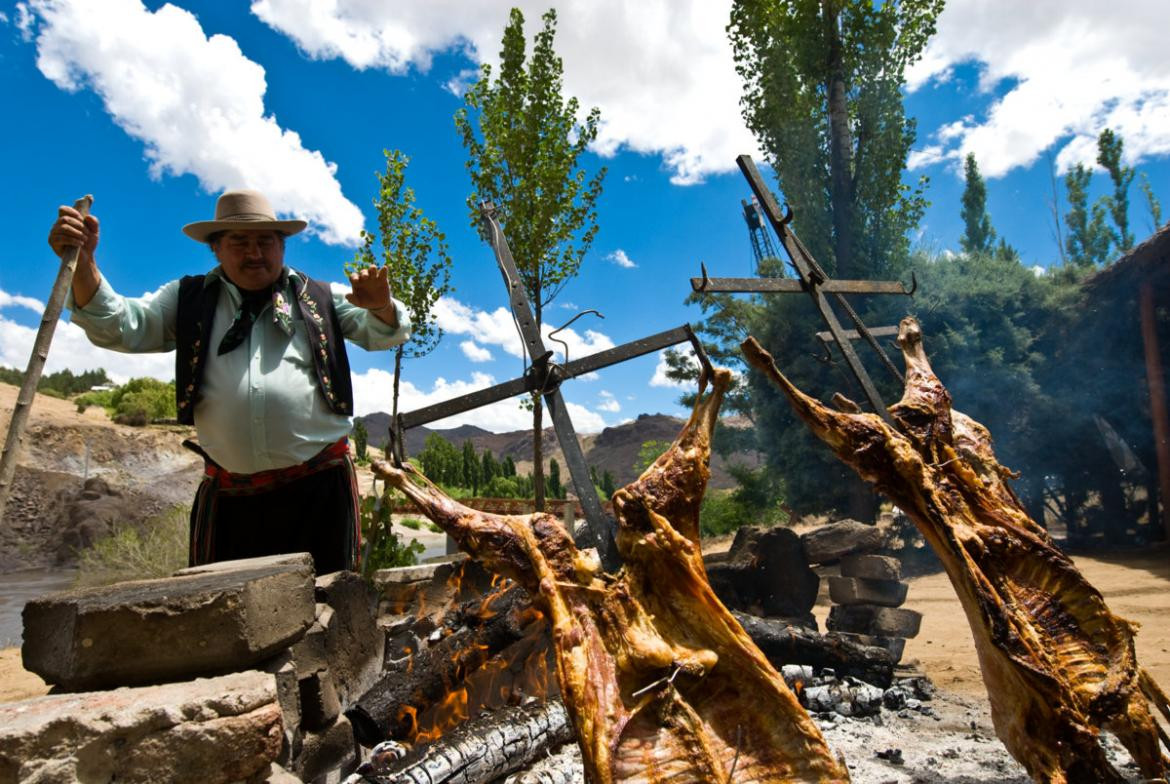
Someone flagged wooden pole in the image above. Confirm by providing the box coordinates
[1138,280,1170,543]
[0,195,92,527]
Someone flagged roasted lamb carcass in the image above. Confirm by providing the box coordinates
[741,318,1170,784]
[372,368,849,783]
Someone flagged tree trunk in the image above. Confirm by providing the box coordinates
[822,0,856,280]
[533,394,545,512]
[368,700,572,784]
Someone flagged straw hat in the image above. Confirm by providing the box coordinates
[182,189,307,242]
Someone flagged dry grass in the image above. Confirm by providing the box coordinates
[74,506,189,588]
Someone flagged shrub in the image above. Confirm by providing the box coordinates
[75,506,189,587]
[358,490,425,575]
[112,378,175,424]
[400,517,423,530]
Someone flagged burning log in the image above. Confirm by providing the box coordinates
[372,368,850,784]
[355,699,573,784]
[732,612,893,688]
[347,584,545,746]
[741,318,1170,783]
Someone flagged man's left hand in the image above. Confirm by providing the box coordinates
[347,265,398,327]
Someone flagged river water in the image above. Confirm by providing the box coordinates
[0,568,78,648]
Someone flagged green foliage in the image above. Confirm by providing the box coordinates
[728,0,941,280]
[481,449,500,485]
[960,153,996,253]
[400,517,423,531]
[109,377,176,425]
[483,475,521,498]
[0,366,112,397]
[502,455,517,477]
[1138,173,1163,232]
[418,433,464,486]
[75,506,188,587]
[600,470,615,500]
[634,440,673,475]
[462,440,482,495]
[353,420,369,462]
[75,388,114,413]
[358,490,425,576]
[1096,129,1135,251]
[547,458,563,499]
[1064,163,1113,267]
[348,149,454,423]
[455,7,606,504]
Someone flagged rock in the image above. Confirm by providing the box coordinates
[834,632,906,663]
[23,555,315,690]
[262,650,302,766]
[295,715,356,783]
[706,526,819,617]
[175,552,314,576]
[314,571,384,708]
[0,670,282,784]
[840,554,902,581]
[800,519,886,564]
[828,576,909,607]
[827,604,922,638]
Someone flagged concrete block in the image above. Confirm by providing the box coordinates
[800,520,886,564]
[0,670,281,784]
[828,576,909,607]
[839,554,902,581]
[313,572,384,708]
[23,555,315,690]
[827,604,922,638]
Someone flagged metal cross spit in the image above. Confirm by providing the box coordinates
[388,201,712,570]
[691,155,915,426]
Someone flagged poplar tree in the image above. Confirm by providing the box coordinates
[1064,164,1112,267]
[960,153,996,254]
[349,150,453,424]
[456,8,606,512]
[1096,129,1135,252]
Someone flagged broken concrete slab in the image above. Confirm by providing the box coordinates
[0,670,282,784]
[299,669,341,731]
[827,604,922,638]
[295,714,356,783]
[828,576,909,607]
[840,554,902,581]
[800,519,886,564]
[23,555,315,691]
[834,632,907,663]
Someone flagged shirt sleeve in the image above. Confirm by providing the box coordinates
[68,276,181,353]
[329,282,412,351]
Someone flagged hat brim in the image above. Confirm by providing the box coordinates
[182,219,308,243]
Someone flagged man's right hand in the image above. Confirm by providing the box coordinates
[48,205,100,263]
[48,205,102,307]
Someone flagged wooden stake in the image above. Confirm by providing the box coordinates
[0,195,93,527]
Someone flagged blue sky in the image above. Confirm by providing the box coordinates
[1,0,1167,433]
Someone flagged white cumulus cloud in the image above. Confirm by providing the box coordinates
[906,0,1170,177]
[597,389,620,412]
[250,0,760,184]
[0,289,174,383]
[432,295,614,363]
[649,347,695,388]
[605,249,636,269]
[460,340,493,362]
[22,0,364,245]
[350,367,606,432]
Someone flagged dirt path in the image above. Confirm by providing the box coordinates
[899,545,1170,696]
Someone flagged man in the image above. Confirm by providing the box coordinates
[48,189,411,573]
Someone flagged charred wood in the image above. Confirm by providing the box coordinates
[348,585,542,746]
[733,611,893,688]
[356,699,571,784]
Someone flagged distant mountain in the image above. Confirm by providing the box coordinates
[354,411,762,490]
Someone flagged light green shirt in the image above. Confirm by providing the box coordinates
[69,266,410,474]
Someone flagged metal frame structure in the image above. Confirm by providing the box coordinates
[388,201,711,569]
[691,155,914,425]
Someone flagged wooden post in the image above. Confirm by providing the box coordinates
[1139,280,1170,542]
[0,195,92,527]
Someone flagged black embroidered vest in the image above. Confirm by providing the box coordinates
[175,270,354,425]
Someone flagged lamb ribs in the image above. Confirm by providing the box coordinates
[372,367,849,784]
[742,317,1170,784]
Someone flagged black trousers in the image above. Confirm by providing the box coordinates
[189,457,360,575]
